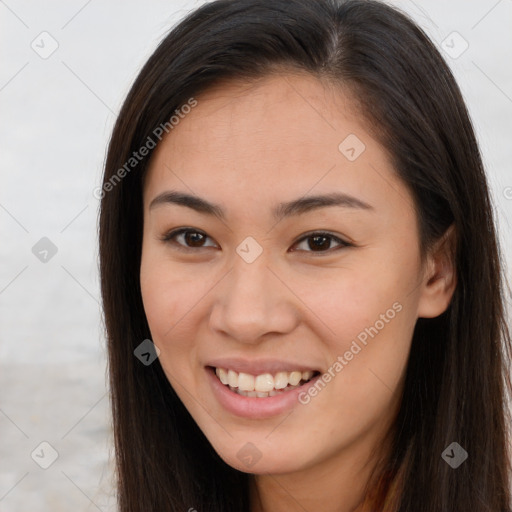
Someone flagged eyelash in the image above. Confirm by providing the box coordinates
[160,228,352,255]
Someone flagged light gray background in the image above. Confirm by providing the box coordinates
[1,1,511,510]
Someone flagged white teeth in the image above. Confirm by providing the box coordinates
[274,371,289,389]
[238,372,255,391]
[227,369,238,388]
[254,373,274,392]
[302,370,313,381]
[214,367,317,395]
[216,368,229,385]
[289,371,302,386]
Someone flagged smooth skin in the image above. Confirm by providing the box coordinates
[140,72,456,512]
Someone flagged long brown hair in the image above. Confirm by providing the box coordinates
[98,0,512,510]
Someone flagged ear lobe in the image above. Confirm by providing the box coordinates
[417,223,457,319]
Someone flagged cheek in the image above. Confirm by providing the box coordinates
[139,251,220,393]
[140,265,179,337]
[140,266,195,402]
[293,263,407,349]
[295,265,414,422]
[140,254,196,355]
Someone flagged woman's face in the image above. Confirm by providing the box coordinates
[140,73,449,477]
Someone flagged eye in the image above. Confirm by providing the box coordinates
[161,228,352,255]
[291,231,352,254]
[161,228,217,250]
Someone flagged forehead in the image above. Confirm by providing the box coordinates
[143,72,405,220]
[156,72,364,156]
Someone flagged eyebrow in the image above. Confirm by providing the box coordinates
[149,190,374,221]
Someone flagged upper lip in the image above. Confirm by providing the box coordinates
[206,357,321,376]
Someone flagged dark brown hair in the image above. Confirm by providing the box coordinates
[99,0,512,510]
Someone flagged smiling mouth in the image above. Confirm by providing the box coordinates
[209,366,321,398]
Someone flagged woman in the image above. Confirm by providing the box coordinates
[98,0,512,510]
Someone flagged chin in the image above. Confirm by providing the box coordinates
[208,436,309,475]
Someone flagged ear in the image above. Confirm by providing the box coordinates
[417,223,457,319]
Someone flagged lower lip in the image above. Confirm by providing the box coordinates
[205,366,321,419]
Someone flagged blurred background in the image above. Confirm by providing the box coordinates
[1,0,511,510]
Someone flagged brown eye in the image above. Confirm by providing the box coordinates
[161,228,217,250]
[183,231,206,247]
[307,234,331,251]
[292,232,351,254]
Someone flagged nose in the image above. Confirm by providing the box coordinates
[208,252,300,344]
